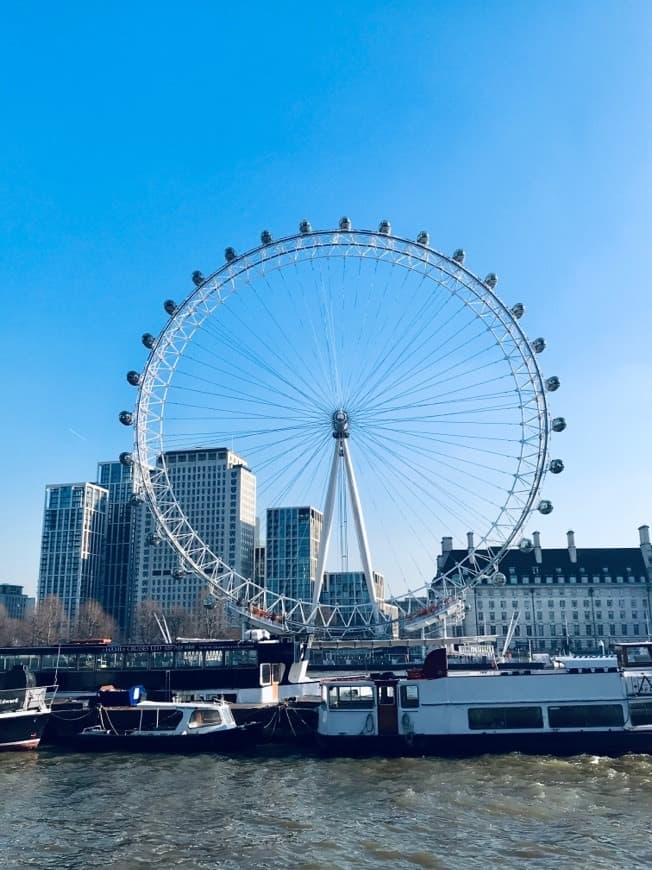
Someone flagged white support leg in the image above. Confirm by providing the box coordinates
[342,439,380,622]
[312,439,341,608]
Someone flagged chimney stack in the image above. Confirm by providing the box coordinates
[639,525,652,577]
[567,530,577,564]
[437,536,454,573]
[467,531,475,554]
[532,530,543,564]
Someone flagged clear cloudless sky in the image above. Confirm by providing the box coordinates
[1,1,651,595]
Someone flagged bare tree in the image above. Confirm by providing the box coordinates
[0,604,27,646]
[131,600,167,643]
[202,596,239,639]
[74,600,118,641]
[164,606,195,640]
[28,596,69,645]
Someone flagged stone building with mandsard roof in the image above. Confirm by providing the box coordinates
[433,526,652,653]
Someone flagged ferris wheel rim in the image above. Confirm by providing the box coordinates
[127,225,553,637]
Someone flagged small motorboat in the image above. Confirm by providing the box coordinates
[74,692,259,752]
[0,665,55,751]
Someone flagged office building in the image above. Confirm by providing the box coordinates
[97,460,137,635]
[0,584,34,620]
[131,447,256,613]
[38,482,108,623]
[322,570,385,608]
[265,506,322,602]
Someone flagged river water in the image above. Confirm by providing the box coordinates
[1,748,651,869]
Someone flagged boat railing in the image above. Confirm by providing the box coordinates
[26,685,58,709]
[0,683,57,711]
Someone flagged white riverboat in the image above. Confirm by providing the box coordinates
[316,642,652,756]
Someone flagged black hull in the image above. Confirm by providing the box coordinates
[65,725,258,754]
[317,730,652,758]
[0,711,50,751]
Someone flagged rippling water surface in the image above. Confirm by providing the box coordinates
[2,749,652,869]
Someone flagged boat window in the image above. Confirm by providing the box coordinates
[400,684,420,709]
[124,651,150,669]
[622,645,652,667]
[468,706,543,730]
[96,652,124,669]
[630,703,652,726]
[188,708,223,728]
[150,651,174,669]
[260,663,271,686]
[140,709,183,731]
[40,654,60,669]
[176,650,203,668]
[548,704,624,728]
[327,685,375,709]
[271,663,283,683]
[40,653,77,670]
[77,653,95,670]
[204,650,225,668]
[378,685,395,705]
[153,710,183,731]
[1,654,41,671]
[227,649,258,667]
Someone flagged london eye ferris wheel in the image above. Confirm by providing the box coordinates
[118,219,565,639]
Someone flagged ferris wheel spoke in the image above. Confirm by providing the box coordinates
[365,428,520,481]
[362,375,516,419]
[167,382,325,422]
[363,423,524,460]
[369,334,511,408]
[354,431,453,550]
[259,431,331,503]
[363,342,507,414]
[357,427,507,528]
[347,260,435,401]
[178,353,329,418]
[356,428,495,543]
[273,263,342,408]
[352,438,443,585]
[368,311,488,401]
[199,307,333,411]
[349,290,459,410]
[273,439,332,507]
[275,262,342,408]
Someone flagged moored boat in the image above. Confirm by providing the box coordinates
[70,692,259,752]
[316,642,652,757]
[0,665,55,751]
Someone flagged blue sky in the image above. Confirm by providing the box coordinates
[2,1,651,595]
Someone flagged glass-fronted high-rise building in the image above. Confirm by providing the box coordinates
[38,482,108,623]
[131,447,256,613]
[97,460,137,635]
[321,570,385,608]
[265,506,323,602]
